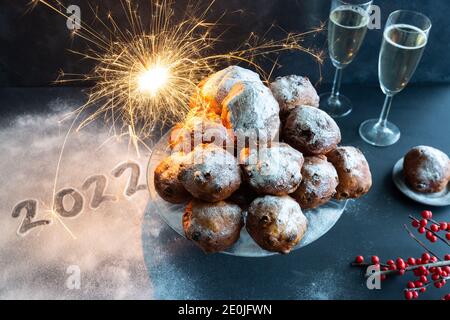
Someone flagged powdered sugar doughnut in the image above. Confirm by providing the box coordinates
[197,66,262,114]
[403,146,450,193]
[240,143,304,196]
[169,113,234,153]
[270,75,319,119]
[246,195,308,254]
[154,152,191,204]
[291,155,339,209]
[283,105,341,156]
[179,144,242,202]
[183,200,244,253]
[327,147,372,200]
[222,82,280,144]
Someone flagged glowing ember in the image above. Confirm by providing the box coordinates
[138,66,170,96]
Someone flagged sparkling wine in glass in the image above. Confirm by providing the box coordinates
[320,0,372,118]
[359,10,431,147]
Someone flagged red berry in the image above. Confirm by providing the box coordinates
[414,269,421,276]
[444,294,450,300]
[426,231,433,239]
[430,256,438,263]
[371,256,380,265]
[420,219,428,227]
[398,269,406,276]
[413,291,419,299]
[422,253,431,261]
[446,233,450,240]
[442,271,448,278]
[444,266,450,273]
[387,259,395,265]
[430,236,438,243]
[405,291,413,300]
[415,281,423,288]
[440,222,448,231]
[380,274,387,281]
[445,254,450,261]
[419,266,427,275]
[420,287,426,293]
[389,264,397,271]
[418,227,426,234]
[420,275,428,283]
[407,257,416,265]
[431,224,440,232]
[432,273,440,281]
[441,279,447,286]
[412,220,420,228]
[421,210,432,219]
[407,281,415,289]
[355,256,364,264]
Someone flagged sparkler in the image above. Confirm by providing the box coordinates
[33,0,325,142]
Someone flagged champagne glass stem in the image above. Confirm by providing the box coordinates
[330,67,343,100]
[377,94,394,126]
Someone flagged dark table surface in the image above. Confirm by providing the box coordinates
[1,83,450,300]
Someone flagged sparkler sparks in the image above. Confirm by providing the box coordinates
[34,0,325,141]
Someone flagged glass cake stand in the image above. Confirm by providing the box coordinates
[147,131,348,257]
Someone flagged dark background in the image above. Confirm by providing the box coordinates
[0,0,449,88]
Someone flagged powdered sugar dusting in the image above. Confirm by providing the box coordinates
[290,106,340,145]
[413,146,450,182]
[270,75,320,113]
[241,143,303,195]
[223,82,280,142]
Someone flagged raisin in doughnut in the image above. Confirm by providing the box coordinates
[327,147,372,200]
[246,195,308,254]
[154,152,191,204]
[179,144,241,202]
[291,155,339,209]
[403,146,450,193]
[183,200,244,253]
[222,81,280,144]
[197,66,262,114]
[240,143,304,196]
[270,75,319,120]
[169,113,233,153]
[283,105,341,156]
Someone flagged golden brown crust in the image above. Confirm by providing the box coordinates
[169,113,234,153]
[327,147,372,200]
[291,155,339,209]
[183,200,244,253]
[283,106,341,156]
[403,146,450,193]
[270,75,320,121]
[179,144,242,202]
[154,152,191,204]
[240,143,304,196]
[246,195,307,254]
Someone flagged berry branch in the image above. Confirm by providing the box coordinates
[352,210,450,300]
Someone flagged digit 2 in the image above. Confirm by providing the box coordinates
[82,175,117,209]
[111,162,146,197]
[11,199,51,236]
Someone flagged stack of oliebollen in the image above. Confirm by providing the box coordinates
[154,66,372,254]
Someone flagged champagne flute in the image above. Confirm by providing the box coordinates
[359,10,431,147]
[320,0,372,118]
